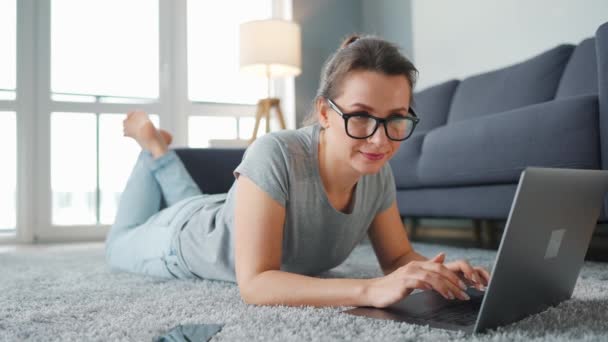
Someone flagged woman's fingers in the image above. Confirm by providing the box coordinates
[411,269,470,301]
[394,258,491,302]
[430,252,445,264]
[409,272,450,299]
[404,279,432,292]
[420,261,467,292]
[474,266,491,286]
[428,253,471,296]
[446,259,480,285]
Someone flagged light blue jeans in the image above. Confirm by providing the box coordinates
[105,149,202,279]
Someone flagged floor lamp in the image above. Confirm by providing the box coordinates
[239,19,302,143]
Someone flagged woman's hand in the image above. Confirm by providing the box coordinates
[363,253,471,308]
[443,259,491,291]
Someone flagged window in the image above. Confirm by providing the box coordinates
[0,0,16,100]
[51,0,158,100]
[8,0,294,242]
[239,117,257,141]
[49,0,161,228]
[51,113,97,225]
[0,112,16,230]
[187,116,281,148]
[188,116,238,148]
[0,0,16,234]
[51,113,159,225]
[186,0,292,148]
[187,0,272,104]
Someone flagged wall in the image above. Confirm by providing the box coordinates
[412,0,608,90]
[293,0,361,127]
[361,0,413,58]
[293,1,608,121]
[293,0,415,127]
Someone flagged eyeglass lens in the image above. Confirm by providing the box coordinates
[347,115,413,140]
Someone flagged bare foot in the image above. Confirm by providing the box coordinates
[158,129,173,146]
[123,110,168,159]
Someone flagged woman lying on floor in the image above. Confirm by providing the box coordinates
[105,34,490,308]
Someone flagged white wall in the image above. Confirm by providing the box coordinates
[361,0,413,58]
[412,0,608,90]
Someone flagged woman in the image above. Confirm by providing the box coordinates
[106,35,490,309]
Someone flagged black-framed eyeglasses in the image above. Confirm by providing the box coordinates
[326,98,420,141]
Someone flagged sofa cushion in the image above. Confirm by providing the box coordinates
[389,132,426,189]
[556,38,598,98]
[414,95,600,188]
[412,79,459,133]
[396,184,518,219]
[447,45,575,124]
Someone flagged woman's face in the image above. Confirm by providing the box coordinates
[319,70,412,176]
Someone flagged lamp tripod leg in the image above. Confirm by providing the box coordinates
[250,101,264,143]
[274,102,286,129]
[250,99,286,144]
[264,102,271,133]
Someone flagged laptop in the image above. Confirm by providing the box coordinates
[343,167,608,334]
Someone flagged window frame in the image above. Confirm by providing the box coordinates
[186,0,296,143]
[0,0,293,244]
[0,0,27,244]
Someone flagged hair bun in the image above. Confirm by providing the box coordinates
[340,34,360,49]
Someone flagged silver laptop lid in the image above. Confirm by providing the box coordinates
[474,167,608,333]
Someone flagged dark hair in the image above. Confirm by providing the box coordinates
[302,34,418,126]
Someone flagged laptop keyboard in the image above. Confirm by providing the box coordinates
[416,299,481,326]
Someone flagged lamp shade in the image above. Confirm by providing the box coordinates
[239,19,301,78]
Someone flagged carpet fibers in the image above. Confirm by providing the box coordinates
[1,242,608,341]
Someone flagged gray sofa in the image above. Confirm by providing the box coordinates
[173,21,608,244]
[390,21,608,225]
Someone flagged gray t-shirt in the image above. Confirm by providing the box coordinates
[176,123,396,282]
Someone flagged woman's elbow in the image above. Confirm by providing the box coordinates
[239,285,266,305]
[237,278,262,305]
[238,284,253,304]
[238,276,281,306]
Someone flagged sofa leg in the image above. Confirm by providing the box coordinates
[473,219,483,248]
[488,220,500,248]
[478,220,500,248]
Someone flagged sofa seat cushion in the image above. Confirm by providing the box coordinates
[396,184,518,219]
[447,45,574,124]
[414,95,600,188]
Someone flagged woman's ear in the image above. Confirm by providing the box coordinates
[315,97,330,129]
